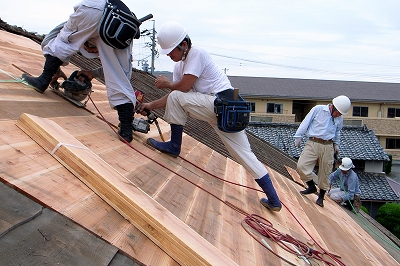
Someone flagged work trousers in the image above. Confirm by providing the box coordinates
[42,2,136,109]
[164,90,268,179]
[296,140,334,190]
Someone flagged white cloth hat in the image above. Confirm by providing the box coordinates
[339,157,354,171]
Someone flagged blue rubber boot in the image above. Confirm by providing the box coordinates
[147,124,183,158]
[255,173,282,212]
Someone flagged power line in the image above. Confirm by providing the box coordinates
[209,53,400,82]
[202,45,400,68]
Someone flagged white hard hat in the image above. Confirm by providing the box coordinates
[339,157,354,171]
[157,21,188,55]
[332,95,351,115]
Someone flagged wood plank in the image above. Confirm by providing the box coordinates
[285,165,304,186]
[16,113,238,266]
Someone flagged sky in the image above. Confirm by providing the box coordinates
[1,0,400,83]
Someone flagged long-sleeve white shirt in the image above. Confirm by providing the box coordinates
[294,104,343,144]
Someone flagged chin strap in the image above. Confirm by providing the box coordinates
[178,45,188,61]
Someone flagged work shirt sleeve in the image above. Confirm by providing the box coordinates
[332,119,343,144]
[328,170,339,184]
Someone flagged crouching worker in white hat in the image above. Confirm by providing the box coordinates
[328,157,361,210]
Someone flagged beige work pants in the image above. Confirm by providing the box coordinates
[296,140,334,190]
[164,90,268,179]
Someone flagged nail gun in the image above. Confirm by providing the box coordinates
[133,109,165,141]
[133,110,156,133]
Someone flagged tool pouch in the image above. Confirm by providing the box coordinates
[98,0,141,49]
[214,89,251,133]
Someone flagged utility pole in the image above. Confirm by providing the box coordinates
[150,20,156,75]
[140,21,157,75]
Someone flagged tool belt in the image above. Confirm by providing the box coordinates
[309,137,333,145]
[214,89,251,133]
[98,0,141,49]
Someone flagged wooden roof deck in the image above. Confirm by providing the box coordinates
[0,30,399,266]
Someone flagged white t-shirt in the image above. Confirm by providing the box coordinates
[173,46,233,94]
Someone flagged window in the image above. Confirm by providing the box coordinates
[266,103,283,114]
[386,138,400,149]
[353,106,368,117]
[250,102,255,113]
[388,108,400,118]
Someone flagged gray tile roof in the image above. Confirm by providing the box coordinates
[228,76,400,103]
[246,122,390,161]
[331,173,400,201]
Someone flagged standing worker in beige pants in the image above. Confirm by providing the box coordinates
[294,95,351,207]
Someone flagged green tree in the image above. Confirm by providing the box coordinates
[360,206,369,215]
[376,203,400,239]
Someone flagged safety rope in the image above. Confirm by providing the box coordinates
[88,95,347,265]
[0,67,32,86]
[242,214,344,266]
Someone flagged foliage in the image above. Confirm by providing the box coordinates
[376,203,400,239]
[383,154,392,174]
[360,206,369,215]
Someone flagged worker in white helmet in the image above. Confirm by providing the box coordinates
[328,157,361,210]
[294,95,351,207]
[21,0,143,143]
[139,21,282,212]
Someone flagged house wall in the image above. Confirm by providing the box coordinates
[248,98,295,123]
[364,161,384,173]
[248,98,293,114]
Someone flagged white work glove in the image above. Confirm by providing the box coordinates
[294,138,301,148]
[334,143,339,154]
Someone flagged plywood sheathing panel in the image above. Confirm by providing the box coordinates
[16,113,238,266]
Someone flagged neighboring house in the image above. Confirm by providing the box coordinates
[234,77,400,160]
[247,122,400,217]
[155,72,400,160]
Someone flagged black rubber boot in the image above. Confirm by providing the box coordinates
[147,124,183,158]
[116,102,134,143]
[300,180,317,195]
[22,55,63,93]
[255,174,282,212]
[316,189,326,207]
